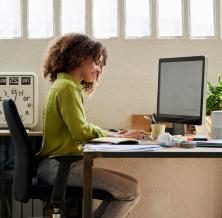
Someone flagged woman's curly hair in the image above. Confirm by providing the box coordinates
[42,33,107,95]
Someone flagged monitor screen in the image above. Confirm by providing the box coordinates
[157,56,206,125]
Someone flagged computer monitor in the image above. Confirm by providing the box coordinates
[157,56,207,134]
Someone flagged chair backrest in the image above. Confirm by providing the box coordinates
[3,97,34,203]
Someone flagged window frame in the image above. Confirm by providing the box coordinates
[0,0,22,39]
[188,0,216,39]
[156,0,184,40]
[92,0,119,39]
[59,0,86,35]
[0,0,220,40]
[27,0,55,39]
[124,0,152,39]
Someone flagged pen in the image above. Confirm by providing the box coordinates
[144,116,151,121]
[144,115,154,124]
[152,113,158,124]
[150,114,157,124]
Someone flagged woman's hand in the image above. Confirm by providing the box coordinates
[120,130,148,140]
[116,129,130,135]
[107,129,148,140]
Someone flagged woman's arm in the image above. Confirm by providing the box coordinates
[58,85,148,140]
[58,86,107,141]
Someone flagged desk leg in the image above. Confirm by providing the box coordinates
[83,154,93,218]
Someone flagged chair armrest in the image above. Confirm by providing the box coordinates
[48,154,83,204]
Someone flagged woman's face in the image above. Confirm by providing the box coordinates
[80,55,103,83]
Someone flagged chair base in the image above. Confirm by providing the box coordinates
[52,208,61,218]
[43,199,82,218]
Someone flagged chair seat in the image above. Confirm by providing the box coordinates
[30,181,114,202]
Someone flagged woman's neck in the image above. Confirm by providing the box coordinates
[68,69,82,83]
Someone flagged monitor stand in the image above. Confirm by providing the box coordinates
[172,123,185,135]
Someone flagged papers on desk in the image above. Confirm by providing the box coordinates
[84,143,161,152]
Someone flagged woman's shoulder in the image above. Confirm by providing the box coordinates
[52,78,77,91]
[50,79,80,102]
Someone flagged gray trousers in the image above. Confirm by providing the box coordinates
[38,159,141,218]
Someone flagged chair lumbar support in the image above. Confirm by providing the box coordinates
[52,207,61,218]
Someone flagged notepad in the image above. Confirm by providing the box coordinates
[90,137,139,144]
[84,143,161,152]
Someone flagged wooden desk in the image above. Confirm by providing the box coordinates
[83,146,222,218]
[0,129,43,137]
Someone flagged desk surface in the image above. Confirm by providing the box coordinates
[83,146,222,158]
[0,129,43,136]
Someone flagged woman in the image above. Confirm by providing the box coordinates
[37,33,147,218]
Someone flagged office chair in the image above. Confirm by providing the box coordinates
[3,97,114,218]
[0,136,14,218]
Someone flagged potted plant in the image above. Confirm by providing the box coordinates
[206,76,222,116]
[202,76,222,134]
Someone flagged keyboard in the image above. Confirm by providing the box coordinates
[196,140,222,147]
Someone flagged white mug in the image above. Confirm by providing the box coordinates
[211,111,222,139]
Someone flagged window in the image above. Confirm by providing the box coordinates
[28,0,53,38]
[61,0,85,34]
[0,0,21,38]
[125,0,151,37]
[221,0,222,38]
[93,0,118,38]
[0,0,219,40]
[190,0,215,37]
[157,0,183,37]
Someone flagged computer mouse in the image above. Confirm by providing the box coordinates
[179,140,196,148]
[108,128,120,132]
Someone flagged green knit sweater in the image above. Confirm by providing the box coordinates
[37,72,107,157]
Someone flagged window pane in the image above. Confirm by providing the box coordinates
[158,0,182,37]
[125,0,150,37]
[93,0,117,38]
[190,0,214,37]
[28,0,53,38]
[61,0,85,34]
[0,0,21,38]
[220,0,222,37]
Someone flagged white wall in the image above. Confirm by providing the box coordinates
[1,38,222,217]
